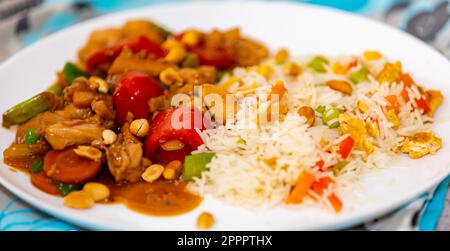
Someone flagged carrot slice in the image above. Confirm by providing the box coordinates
[30,172,59,195]
[269,81,287,101]
[43,149,102,184]
[328,193,343,213]
[311,177,334,196]
[286,171,316,204]
[400,73,415,87]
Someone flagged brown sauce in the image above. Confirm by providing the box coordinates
[106,180,202,216]
[6,164,202,217]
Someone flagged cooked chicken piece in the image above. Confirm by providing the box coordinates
[339,113,374,154]
[401,132,442,159]
[108,48,174,76]
[55,103,93,120]
[64,78,97,109]
[44,120,104,150]
[106,123,145,182]
[178,66,217,86]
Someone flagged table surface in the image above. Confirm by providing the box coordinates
[0,0,449,231]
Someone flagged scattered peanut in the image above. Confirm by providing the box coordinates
[326,80,353,95]
[73,145,102,161]
[275,48,289,63]
[129,119,150,137]
[297,106,315,127]
[102,129,117,145]
[160,67,183,85]
[142,164,164,183]
[197,212,215,230]
[284,62,302,76]
[182,29,201,47]
[83,182,110,202]
[163,160,183,180]
[165,46,187,64]
[89,76,109,93]
[64,191,95,209]
[160,139,185,151]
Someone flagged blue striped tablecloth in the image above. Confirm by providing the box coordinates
[0,0,449,231]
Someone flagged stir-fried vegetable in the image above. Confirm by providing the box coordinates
[191,47,235,69]
[113,71,163,124]
[328,193,343,212]
[181,53,200,68]
[337,136,354,160]
[28,157,44,173]
[311,177,334,196]
[86,36,165,71]
[30,172,59,195]
[2,92,58,127]
[43,149,102,184]
[63,62,88,84]
[47,84,64,96]
[145,107,209,160]
[286,171,315,204]
[349,67,369,84]
[57,183,83,196]
[3,143,49,168]
[24,128,40,145]
[182,152,216,180]
[317,105,343,129]
[308,56,329,73]
[332,161,349,176]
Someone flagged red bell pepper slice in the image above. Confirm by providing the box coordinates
[400,73,415,87]
[385,95,399,112]
[337,136,354,160]
[347,59,358,71]
[85,36,165,71]
[144,106,211,160]
[401,88,430,114]
[113,71,163,124]
[155,145,192,164]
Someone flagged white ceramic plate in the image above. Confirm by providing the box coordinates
[1,2,449,230]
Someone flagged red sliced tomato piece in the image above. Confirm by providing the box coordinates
[113,71,163,124]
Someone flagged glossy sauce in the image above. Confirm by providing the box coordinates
[6,163,202,217]
[106,180,202,216]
